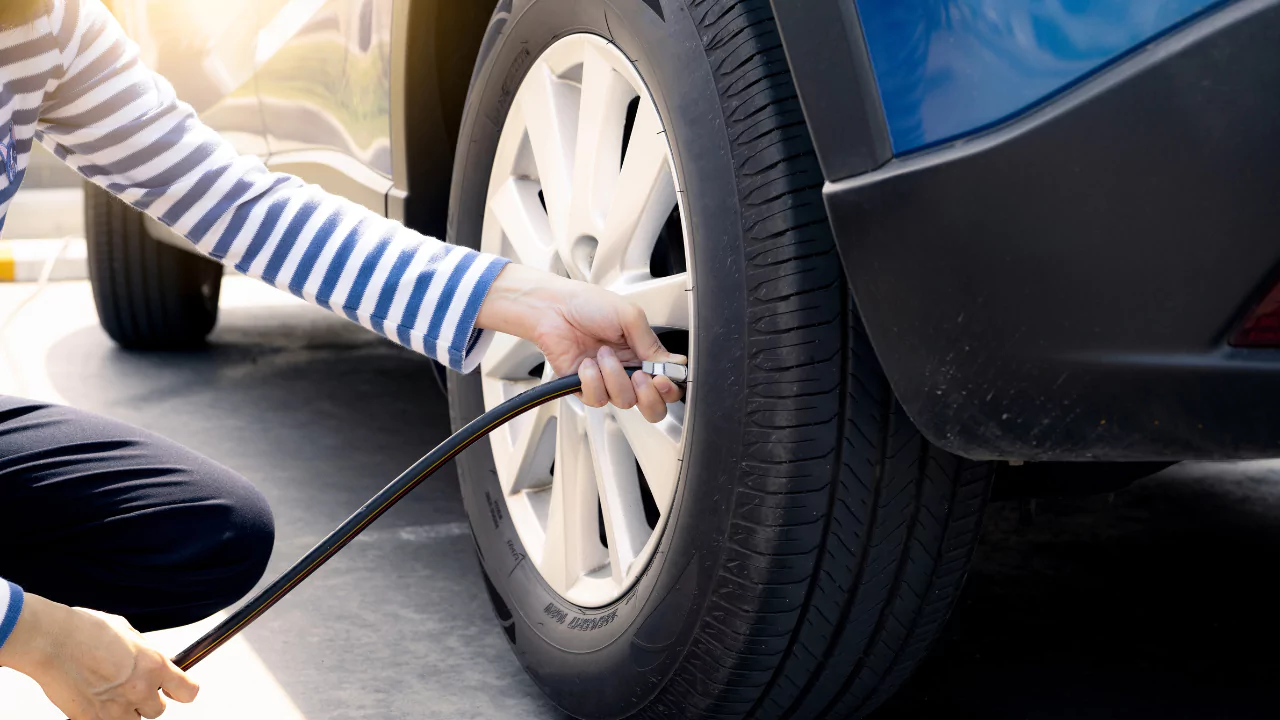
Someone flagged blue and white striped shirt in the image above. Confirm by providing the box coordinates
[0,0,508,649]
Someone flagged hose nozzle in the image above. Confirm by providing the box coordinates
[642,360,688,384]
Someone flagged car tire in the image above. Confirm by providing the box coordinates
[446,2,994,718]
[84,182,222,349]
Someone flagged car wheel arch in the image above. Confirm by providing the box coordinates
[391,0,494,240]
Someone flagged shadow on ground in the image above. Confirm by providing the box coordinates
[879,461,1280,720]
[46,303,566,720]
[41,302,1280,719]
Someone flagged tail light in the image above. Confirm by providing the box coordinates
[1232,281,1280,347]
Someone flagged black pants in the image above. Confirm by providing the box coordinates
[0,397,274,632]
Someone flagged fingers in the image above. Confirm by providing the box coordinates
[160,659,200,704]
[631,371,667,422]
[578,357,608,408]
[653,374,683,404]
[618,305,671,362]
[616,300,687,374]
[136,691,167,719]
[586,346,684,421]
[129,651,193,719]
[132,654,196,719]
[596,347,638,410]
[631,360,685,421]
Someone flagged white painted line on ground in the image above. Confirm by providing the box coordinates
[354,522,473,543]
[0,238,88,282]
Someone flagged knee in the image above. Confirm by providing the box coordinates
[116,463,277,632]
[171,462,276,612]
[211,475,276,602]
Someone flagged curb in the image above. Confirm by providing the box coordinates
[0,239,88,282]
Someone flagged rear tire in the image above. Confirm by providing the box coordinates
[84,182,222,349]
[447,2,994,718]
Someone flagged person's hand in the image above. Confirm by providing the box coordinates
[476,264,685,422]
[0,593,199,719]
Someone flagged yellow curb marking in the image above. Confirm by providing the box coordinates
[0,242,14,281]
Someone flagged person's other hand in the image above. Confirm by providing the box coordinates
[476,264,685,422]
[0,593,199,719]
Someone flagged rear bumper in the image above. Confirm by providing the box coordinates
[818,0,1280,461]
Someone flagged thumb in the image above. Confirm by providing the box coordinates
[619,304,684,363]
[160,659,200,703]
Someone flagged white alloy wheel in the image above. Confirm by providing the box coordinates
[479,34,692,608]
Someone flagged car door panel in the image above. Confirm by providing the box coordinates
[255,0,395,215]
[107,0,268,157]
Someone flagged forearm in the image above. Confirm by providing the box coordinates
[47,110,510,370]
[38,0,509,371]
[166,156,509,370]
[66,132,508,368]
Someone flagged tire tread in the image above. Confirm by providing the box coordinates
[639,2,993,718]
[84,182,221,349]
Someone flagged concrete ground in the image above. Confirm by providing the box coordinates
[2,278,1279,719]
[0,279,563,720]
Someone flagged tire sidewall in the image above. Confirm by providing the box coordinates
[446,1,748,716]
[84,183,222,348]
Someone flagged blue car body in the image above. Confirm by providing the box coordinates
[856,0,1227,152]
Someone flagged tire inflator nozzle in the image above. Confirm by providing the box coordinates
[642,360,689,384]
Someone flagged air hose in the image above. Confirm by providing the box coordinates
[169,361,688,671]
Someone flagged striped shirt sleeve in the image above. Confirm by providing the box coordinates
[0,580,24,652]
[34,0,508,372]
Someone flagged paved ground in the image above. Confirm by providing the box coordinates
[0,279,564,720]
[2,278,1279,719]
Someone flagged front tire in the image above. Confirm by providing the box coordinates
[447,2,993,718]
[84,182,222,349]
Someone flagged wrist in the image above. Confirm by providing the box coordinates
[476,263,573,341]
[0,593,59,675]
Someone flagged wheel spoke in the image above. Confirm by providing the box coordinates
[615,272,691,330]
[540,398,606,595]
[613,404,683,514]
[481,332,545,382]
[594,100,676,285]
[517,63,578,241]
[489,178,555,270]
[495,400,557,495]
[584,406,650,585]
[566,45,634,243]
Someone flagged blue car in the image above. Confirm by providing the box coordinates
[86,1,1279,717]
